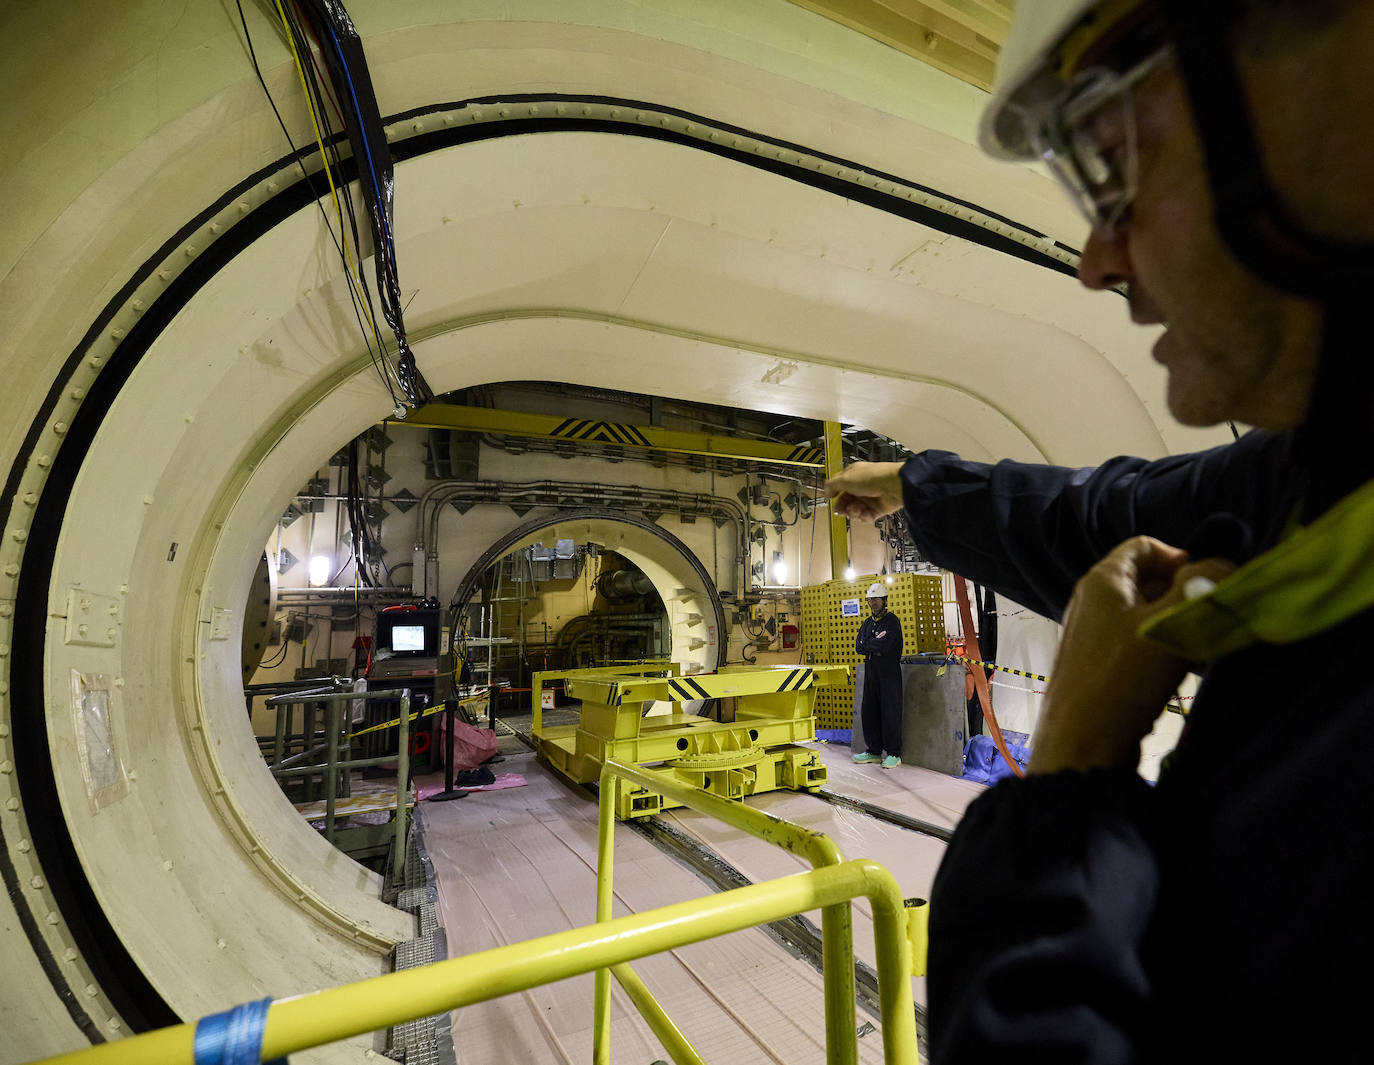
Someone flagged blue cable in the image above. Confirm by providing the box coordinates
[322,17,396,264]
[193,998,288,1065]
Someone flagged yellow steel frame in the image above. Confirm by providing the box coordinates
[824,421,848,582]
[538,664,848,815]
[531,660,677,740]
[396,403,828,467]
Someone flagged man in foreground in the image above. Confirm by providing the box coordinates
[827,1,1374,1059]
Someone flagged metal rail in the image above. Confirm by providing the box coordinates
[28,860,918,1065]
[264,687,411,879]
[813,788,956,844]
[510,717,936,1044]
[594,758,920,1065]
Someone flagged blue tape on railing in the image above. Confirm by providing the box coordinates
[193,997,287,1065]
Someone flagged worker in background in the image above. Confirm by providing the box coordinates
[853,583,904,768]
[827,0,1374,1060]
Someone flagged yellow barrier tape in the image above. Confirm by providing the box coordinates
[948,654,1048,683]
[348,692,489,740]
[946,655,1192,715]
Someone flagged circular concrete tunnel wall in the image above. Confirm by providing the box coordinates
[0,3,1236,1058]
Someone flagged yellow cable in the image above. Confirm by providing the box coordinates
[272,0,390,360]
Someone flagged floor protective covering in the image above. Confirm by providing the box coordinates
[422,740,982,1064]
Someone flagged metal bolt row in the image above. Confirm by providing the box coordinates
[0,146,317,1037]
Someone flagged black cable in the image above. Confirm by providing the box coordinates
[290,0,433,407]
[285,0,407,404]
[284,2,393,377]
[233,0,403,407]
[258,635,293,671]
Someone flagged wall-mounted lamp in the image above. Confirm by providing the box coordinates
[308,554,332,587]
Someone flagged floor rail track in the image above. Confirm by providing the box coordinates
[501,717,930,1050]
[812,789,955,844]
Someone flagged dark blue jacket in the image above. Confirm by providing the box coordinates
[904,432,1372,1063]
[856,610,903,664]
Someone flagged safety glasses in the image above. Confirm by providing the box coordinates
[1025,46,1173,235]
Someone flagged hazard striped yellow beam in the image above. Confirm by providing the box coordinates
[666,668,815,702]
[566,665,846,706]
[392,404,827,468]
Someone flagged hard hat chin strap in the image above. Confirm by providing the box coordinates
[1156,0,1374,517]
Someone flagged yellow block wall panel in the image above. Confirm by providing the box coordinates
[802,572,947,730]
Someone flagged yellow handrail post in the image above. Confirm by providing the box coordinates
[594,768,617,1065]
[872,887,919,1065]
[532,670,546,739]
[822,903,859,1063]
[610,963,708,1065]
[600,759,859,1065]
[906,898,929,979]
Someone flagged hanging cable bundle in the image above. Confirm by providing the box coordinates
[237,0,433,410]
[285,0,432,409]
[344,440,383,587]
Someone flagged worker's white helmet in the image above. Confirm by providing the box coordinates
[980,0,1145,160]
[865,583,886,599]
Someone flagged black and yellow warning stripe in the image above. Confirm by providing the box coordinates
[399,404,828,467]
[774,667,814,692]
[786,445,825,465]
[550,418,653,447]
[667,676,713,702]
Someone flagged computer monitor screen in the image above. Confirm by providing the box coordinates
[376,608,439,657]
[392,624,426,652]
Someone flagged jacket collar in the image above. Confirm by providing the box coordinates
[1141,477,1374,659]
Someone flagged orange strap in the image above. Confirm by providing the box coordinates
[953,575,1025,779]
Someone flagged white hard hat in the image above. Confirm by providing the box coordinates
[980,0,1145,159]
[865,583,887,599]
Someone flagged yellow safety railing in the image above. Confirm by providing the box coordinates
[595,758,918,1065]
[27,859,918,1065]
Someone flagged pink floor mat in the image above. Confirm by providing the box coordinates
[415,773,526,801]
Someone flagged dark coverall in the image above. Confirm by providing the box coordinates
[856,609,903,756]
[900,431,1374,1063]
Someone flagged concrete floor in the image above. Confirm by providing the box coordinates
[419,734,982,1064]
